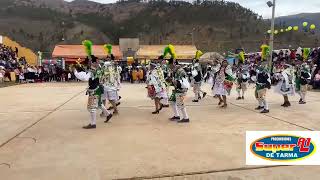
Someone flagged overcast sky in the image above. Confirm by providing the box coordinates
[66,0,320,18]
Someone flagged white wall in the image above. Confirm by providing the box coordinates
[119,38,140,51]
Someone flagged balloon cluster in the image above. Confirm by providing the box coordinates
[267,21,316,35]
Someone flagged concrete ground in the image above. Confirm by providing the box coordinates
[0,82,319,180]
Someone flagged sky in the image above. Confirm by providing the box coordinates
[66,0,320,18]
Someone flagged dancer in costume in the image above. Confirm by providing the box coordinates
[213,60,235,108]
[158,60,170,107]
[102,45,122,110]
[169,60,190,123]
[161,44,190,122]
[101,60,121,115]
[236,63,250,100]
[295,62,311,104]
[105,62,122,111]
[254,63,271,113]
[274,63,295,107]
[74,55,113,129]
[114,62,122,106]
[103,44,122,109]
[146,63,168,114]
[206,60,221,92]
[191,59,207,102]
[271,60,285,85]
[191,50,207,102]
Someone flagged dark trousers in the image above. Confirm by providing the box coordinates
[314,81,320,89]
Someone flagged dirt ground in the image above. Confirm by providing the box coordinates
[0,82,319,180]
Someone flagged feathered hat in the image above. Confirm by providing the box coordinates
[82,40,93,57]
[163,44,177,60]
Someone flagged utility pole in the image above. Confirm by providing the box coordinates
[191,27,196,45]
[268,0,276,70]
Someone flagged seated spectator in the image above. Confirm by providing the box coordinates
[0,66,5,83]
[14,68,20,83]
[4,69,11,82]
[19,70,25,83]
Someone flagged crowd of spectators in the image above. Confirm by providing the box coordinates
[122,65,146,83]
[0,43,82,84]
[0,43,23,83]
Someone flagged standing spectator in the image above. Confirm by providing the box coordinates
[138,67,144,83]
[128,67,132,83]
[15,47,18,57]
[290,49,296,60]
[49,66,54,82]
[52,65,57,82]
[313,70,320,89]
[132,68,138,83]
[43,67,50,82]
[67,71,71,82]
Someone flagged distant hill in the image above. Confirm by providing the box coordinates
[0,0,318,56]
[275,13,320,27]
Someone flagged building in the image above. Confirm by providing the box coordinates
[119,38,140,59]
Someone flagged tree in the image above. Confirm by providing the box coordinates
[39,32,44,42]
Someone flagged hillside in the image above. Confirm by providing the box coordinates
[276,13,320,28]
[275,13,320,36]
[0,0,317,56]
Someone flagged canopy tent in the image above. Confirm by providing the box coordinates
[52,45,123,62]
[136,45,197,60]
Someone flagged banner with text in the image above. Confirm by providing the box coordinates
[246,131,320,165]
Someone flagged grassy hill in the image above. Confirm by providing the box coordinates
[0,0,318,56]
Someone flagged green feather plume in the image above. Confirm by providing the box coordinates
[163,46,170,57]
[82,40,93,57]
[261,44,269,61]
[195,50,203,60]
[168,44,176,59]
[163,44,177,59]
[303,48,310,61]
[104,44,112,55]
[238,51,245,63]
